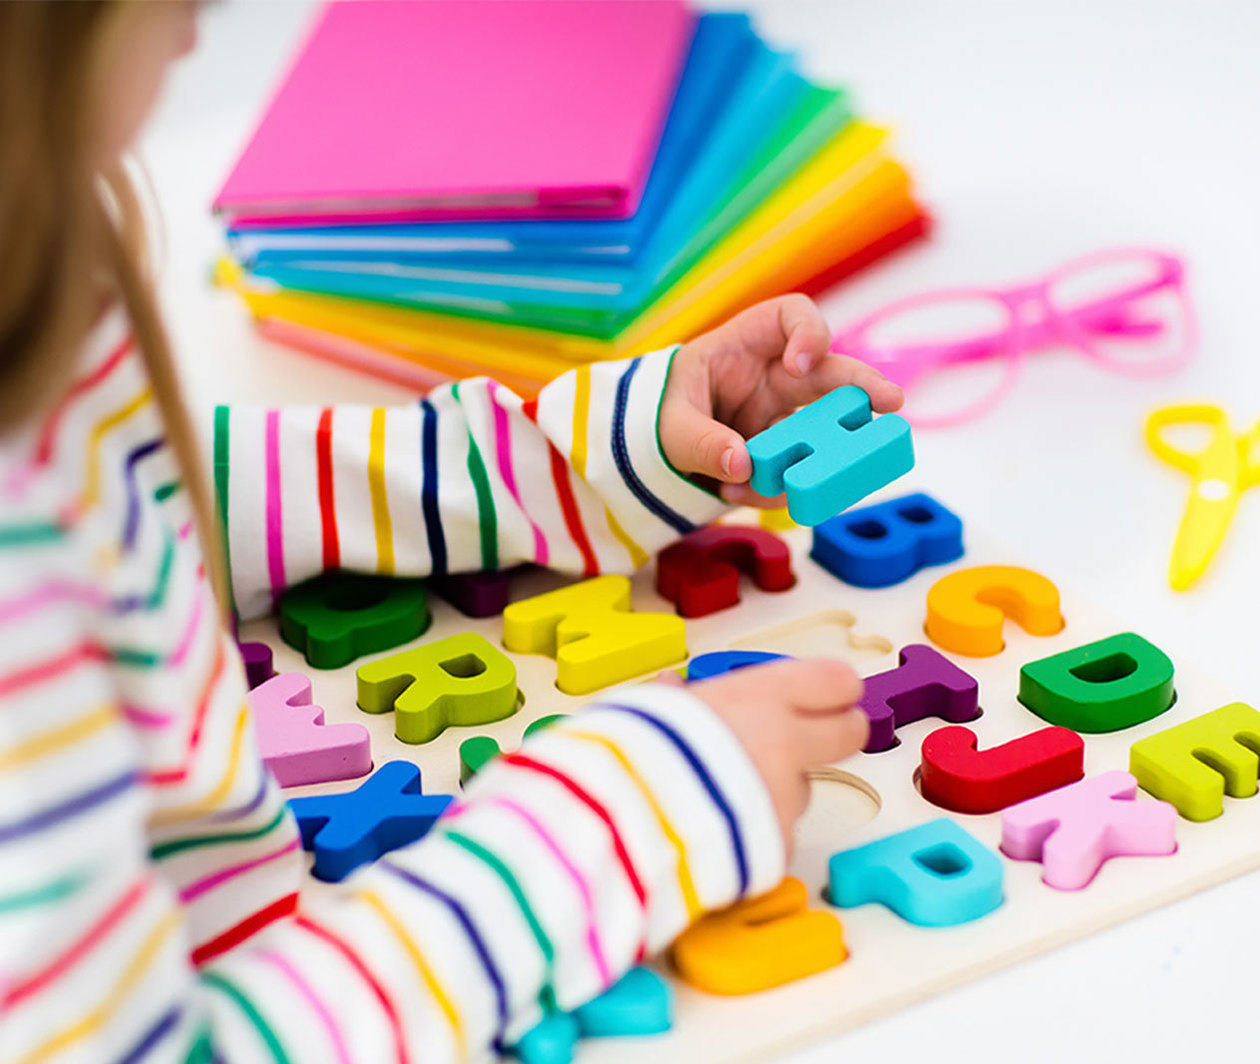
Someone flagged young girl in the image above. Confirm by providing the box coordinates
[0,4,899,1062]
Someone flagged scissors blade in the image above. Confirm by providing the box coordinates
[1168,481,1241,590]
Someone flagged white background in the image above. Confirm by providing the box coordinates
[142,3,1260,1062]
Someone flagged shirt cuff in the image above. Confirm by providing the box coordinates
[601,347,731,541]
[522,680,785,959]
[581,683,786,904]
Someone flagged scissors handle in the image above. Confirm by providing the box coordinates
[1240,423,1260,487]
[1144,404,1231,475]
[1168,483,1241,590]
[1145,403,1247,590]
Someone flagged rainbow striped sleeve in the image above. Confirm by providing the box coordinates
[0,501,204,1064]
[198,683,784,1061]
[1,315,786,1064]
[0,542,784,1064]
[215,347,729,619]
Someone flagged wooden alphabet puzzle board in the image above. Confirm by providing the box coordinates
[239,485,1258,1064]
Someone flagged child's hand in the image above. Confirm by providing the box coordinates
[659,295,904,508]
[659,658,869,848]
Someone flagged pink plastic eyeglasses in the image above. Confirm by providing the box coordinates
[830,247,1197,428]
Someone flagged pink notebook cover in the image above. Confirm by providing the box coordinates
[215,0,694,227]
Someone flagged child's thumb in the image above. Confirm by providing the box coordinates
[665,403,751,484]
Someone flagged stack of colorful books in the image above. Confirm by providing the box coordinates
[214,0,928,396]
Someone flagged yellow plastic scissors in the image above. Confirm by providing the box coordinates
[1145,403,1260,590]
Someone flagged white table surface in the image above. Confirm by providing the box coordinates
[141,3,1260,1061]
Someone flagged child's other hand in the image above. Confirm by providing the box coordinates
[659,294,904,508]
[658,658,869,849]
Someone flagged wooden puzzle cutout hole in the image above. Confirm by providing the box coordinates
[326,582,391,611]
[1070,651,1137,684]
[848,519,888,540]
[728,610,894,664]
[790,767,882,887]
[898,504,935,524]
[913,842,971,878]
[440,652,486,680]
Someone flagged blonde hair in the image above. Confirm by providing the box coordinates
[0,2,230,621]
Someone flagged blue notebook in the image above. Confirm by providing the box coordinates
[230,13,755,267]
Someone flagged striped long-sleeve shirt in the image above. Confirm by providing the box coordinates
[0,307,785,1064]
[214,340,726,621]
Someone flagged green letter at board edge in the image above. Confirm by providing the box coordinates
[1018,632,1174,733]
